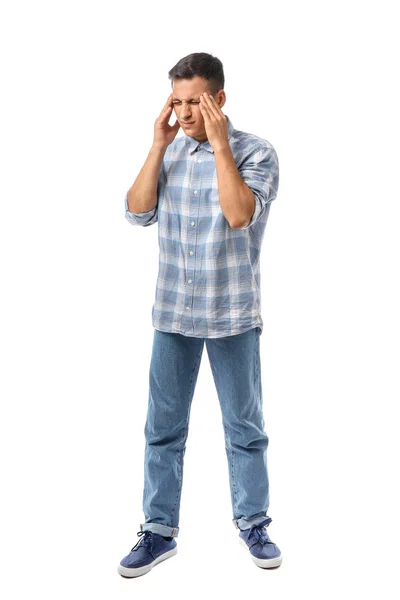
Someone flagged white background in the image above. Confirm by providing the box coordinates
[1,0,399,598]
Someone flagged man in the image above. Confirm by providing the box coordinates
[118,53,282,578]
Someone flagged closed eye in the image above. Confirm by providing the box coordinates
[172,100,200,104]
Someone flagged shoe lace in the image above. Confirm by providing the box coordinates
[130,530,155,554]
[248,517,273,546]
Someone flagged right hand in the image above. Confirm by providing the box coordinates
[153,93,180,149]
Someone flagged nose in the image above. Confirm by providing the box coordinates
[180,103,192,119]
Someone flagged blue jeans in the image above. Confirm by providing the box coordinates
[139,326,271,538]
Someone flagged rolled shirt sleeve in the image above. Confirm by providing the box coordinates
[124,193,158,227]
[237,143,279,229]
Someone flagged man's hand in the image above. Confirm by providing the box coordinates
[199,93,229,152]
[153,93,181,150]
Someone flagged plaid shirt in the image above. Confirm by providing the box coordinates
[124,114,279,338]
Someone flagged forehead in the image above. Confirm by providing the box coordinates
[172,76,208,99]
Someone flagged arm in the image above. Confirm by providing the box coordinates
[213,146,257,229]
[224,143,280,230]
[124,92,180,227]
[197,94,279,230]
[126,145,166,214]
[125,145,166,227]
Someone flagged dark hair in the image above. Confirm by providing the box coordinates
[168,52,225,96]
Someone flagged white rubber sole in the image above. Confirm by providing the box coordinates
[118,546,178,578]
[239,537,283,568]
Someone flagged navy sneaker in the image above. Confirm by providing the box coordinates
[118,530,178,578]
[238,517,282,569]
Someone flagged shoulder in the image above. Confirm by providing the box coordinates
[231,128,277,154]
[231,129,278,169]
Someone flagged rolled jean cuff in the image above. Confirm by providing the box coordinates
[232,515,272,531]
[140,522,179,538]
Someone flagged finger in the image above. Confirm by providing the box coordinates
[164,93,173,108]
[157,107,172,127]
[203,93,220,118]
[200,94,215,119]
[158,96,174,124]
[199,96,210,119]
[159,94,173,116]
[207,94,225,121]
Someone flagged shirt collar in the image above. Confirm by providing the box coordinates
[185,114,234,155]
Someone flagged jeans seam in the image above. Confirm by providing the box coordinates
[225,422,238,516]
[170,346,203,523]
[256,328,264,427]
[208,355,238,518]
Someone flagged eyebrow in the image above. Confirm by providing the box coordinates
[172,97,200,101]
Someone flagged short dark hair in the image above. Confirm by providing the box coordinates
[168,52,225,96]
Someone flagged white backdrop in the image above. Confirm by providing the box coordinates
[1,1,399,598]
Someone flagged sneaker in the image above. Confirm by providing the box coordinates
[238,517,282,569]
[118,530,178,578]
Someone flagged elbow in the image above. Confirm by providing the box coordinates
[230,218,249,229]
[230,204,255,230]
[230,189,255,229]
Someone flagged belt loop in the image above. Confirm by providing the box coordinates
[139,524,143,532]
[171,527,177,537]
[233,519,239,529]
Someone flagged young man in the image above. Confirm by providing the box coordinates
[118,53,282,578]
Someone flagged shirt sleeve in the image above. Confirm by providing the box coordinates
[124,160,165,227]
[237,143,279,229]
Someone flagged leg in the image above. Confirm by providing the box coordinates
[205,326,270,530]
[141,329,204,538]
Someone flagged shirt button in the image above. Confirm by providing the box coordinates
[188,279,192,284]
[194,190,198,195]
[190,221,195,226]
[198,159,201,163]
[186,306,190,310]
[189,250,194,255]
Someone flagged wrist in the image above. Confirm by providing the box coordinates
[151,143,168,153]
[213,144,231,154]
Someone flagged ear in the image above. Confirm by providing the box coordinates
[218,91,226,109]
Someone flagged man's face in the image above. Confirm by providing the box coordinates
[172,76,225,143]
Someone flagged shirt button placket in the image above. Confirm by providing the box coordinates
[182,151,201,335]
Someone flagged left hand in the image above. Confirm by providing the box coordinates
[199,93,229,151]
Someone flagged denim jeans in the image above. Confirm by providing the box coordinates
[139,325,271,538]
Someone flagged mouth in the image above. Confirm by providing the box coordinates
[181,122,195,127]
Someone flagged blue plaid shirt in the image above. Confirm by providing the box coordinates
[124,114,279,338]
